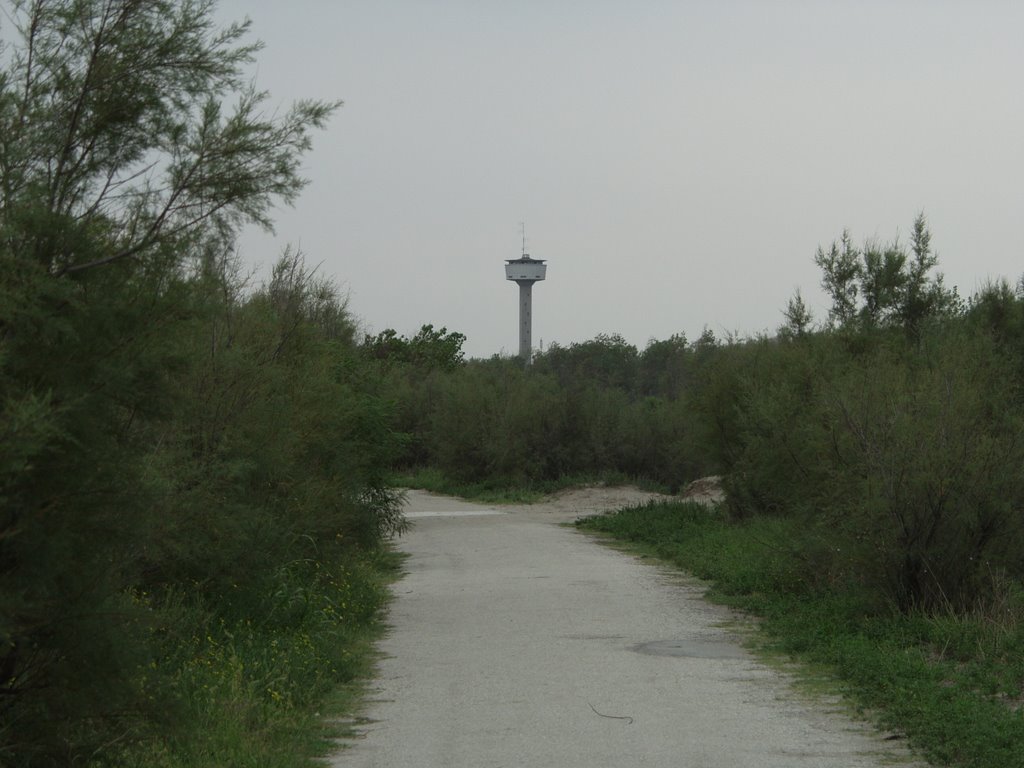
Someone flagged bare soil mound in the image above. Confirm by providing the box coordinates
[510,477,724,523]
[405,477,725,525]
[679,475,725,506]
[513,484,671,523]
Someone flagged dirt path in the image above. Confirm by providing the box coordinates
[331,487,922,767]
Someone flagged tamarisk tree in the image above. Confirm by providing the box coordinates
[1,0,337,272]
[0,2,340,762]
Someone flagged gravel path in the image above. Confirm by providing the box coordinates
[331,488,923,767]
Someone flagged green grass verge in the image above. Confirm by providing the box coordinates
[576,501,1024,768]
[389,466,670,503]
[100,548,404,768]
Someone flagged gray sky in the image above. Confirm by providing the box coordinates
[218,1,1022,358]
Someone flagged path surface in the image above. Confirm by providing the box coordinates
[332,488,922,768]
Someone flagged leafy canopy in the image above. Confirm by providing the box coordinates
[0,0,339,275]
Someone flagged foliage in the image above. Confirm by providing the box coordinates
[373,331,717,490]
[819,333,1024,611]
[0,3,402,765]
[779,289,813,338]
[0,0,337,276]
[666,217,1024,613]
[536,333,639,392]
[110,550,401,768]
[814,214,959,336]
[636,332,689,398]
[363,324,466,370]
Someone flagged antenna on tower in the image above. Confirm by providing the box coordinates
[520,222,527,256]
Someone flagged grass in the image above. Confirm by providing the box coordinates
[389,466,670,504]
[101,548,404,768]
[577,501,1024,768]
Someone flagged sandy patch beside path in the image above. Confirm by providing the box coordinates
[400,478,723,525]
[397,483,675,525]
[504,484,675,523]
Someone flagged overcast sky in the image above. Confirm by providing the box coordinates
[216,1,1024,358]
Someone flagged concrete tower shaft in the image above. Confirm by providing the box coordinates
[516,281,534,361]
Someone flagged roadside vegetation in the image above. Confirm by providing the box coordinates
[366,324,720,493]
[1,3,403,765]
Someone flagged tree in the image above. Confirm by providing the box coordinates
[0,0,337,275]
[780,289,813,339]
[814,230,861,328]
[363,324,466,370]
[813,216,958,336]
[898,213,959,337]
[859,241,907,328]
[0,2,340,762]
[638,333,689,398]
[534,333,638,393]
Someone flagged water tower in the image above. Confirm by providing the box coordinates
[505,249,547,363]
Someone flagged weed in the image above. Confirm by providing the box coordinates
[98,548,401,768]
